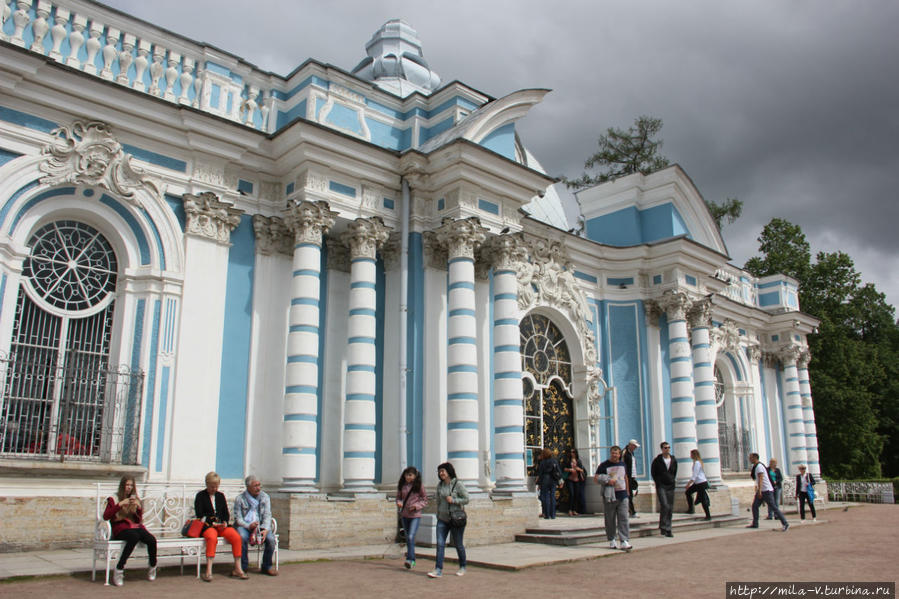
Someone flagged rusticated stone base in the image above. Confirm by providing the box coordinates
[0,496,95,552]
[271,493,540,550]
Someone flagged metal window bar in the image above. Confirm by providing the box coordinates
[718,422,751,472]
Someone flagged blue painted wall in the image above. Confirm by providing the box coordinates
[585,202,692,246]
[215,215,255,478]
[407,233,425,469]
[479,123,516,161]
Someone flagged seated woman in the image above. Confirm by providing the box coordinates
[195,471,246,581]
[103,476,157,587]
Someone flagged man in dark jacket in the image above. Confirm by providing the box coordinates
[651,441,678,537]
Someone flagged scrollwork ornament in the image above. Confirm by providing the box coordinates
[252,215,293,256]
[778,343,803,366]
[39,120,162,203]
[656,290,693,321]
[688,298,713,329]
[283,200,337,246]
[432,216,488,260]
[340,217,391,260]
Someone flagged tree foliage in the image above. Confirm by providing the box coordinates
[705,196,743,230]
[565,115,670,189]
[745,218,899,477]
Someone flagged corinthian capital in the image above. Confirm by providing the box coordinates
[656,290,693,321]
[688,298,713,328]
[340,217,391,260]
[182,192,243,243]
[777,344,803,366]
[798,350,812,369]
[252,215,293,256]
[483,232,528,271]
[283,200,337,246]
[432,216,488,260]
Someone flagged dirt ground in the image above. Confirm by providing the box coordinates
[1,504,896,599]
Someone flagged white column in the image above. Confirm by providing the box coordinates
[780,345,808,470]
[340,218,390,494]
[434,217,487,490]
[489,234,527,494]
[797,351,819,476]
[280,200,336,493]
[657,291,697,483]
[689,300,722,485]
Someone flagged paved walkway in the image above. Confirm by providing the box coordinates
[0,502,842,580]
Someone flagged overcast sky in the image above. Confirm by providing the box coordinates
[103,0,899,311]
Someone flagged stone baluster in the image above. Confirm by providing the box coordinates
[433,217,488,491]
[48,6,69,61]
[489,234,528,495]
[656,290,698,483]
[29,0,49,53]
[100,27,119,80]
[82,20,103,75]
[1,0,12,43]
[148,45,165,96]
[280,200,338,493]
[797,352,821,476]
[65,13,87,68]
[132,39,150,91]
[778,344,807,471]
[116,34,135,85]
[339,217,391,494]
[243,85,259,126]
[179,57,195,104]
[10,0,32,47]
[164,51,180,101]
[689,299,722,485]
[192,67,204,108]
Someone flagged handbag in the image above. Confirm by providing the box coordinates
[806,481,816,501]
[448,481,467,528]
[394,487,416,543]
[181,518,206,538]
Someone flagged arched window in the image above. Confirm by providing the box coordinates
[716,363,750,471]
[0,220,140,462]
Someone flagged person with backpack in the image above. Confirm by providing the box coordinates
[535,448,564,519]
[747,453,789,531]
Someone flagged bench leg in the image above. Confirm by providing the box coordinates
[105,551,112,586]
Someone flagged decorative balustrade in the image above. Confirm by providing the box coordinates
[1,0,273,131]
[714,266,758,309]
[828,481,895,504]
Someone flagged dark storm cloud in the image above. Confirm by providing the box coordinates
[101,0,899,309]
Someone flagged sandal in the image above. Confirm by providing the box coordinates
[231,570,249,580]
[201,573,213,582]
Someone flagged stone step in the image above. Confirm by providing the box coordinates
[515,514,745,546]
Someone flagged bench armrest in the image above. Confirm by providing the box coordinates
[95,519,112,542]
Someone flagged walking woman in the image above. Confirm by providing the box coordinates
[766,458,784,519]
[685,449,711,520]
[396,466,428,570]
[195,471,246,581]
[103,476,157,586]
[795,464,817,521]
[535,448,563,519]
[563,448,587,516]
[428,462,469,578]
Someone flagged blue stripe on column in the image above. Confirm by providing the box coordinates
[448,451,478,459]
[495,399,522,406]
[351,281,377,289]
[293,269,320,277]
[697,438,716,444]
[286,385,317,394]
[284,414,317,421]
[673,437,696,443]
[695,400,716,406]
[696,419,716,425]
[345,424,377,431]
[448,365,478,373]
[289,324,318,334]
[695,381,714,387]
[494,371,520,379]
[448,281,475,291]
[693,343,710,349]
[344,451,376,458]
[672,417,693,423]
[495,345,519,352]
[348,336,376,344]
[347,364,376,372]
[670,336,689,344]
[495,425,522,434]
[448,422,478,430]
[283,447,316,454]
[287,355,318,363]
[496,452,523,460]
[291,297,319,305]
[449,309,476,317]
[671,356,692,363]
[346,393,376,401]
[448,257,473,265]
[351,257,376,265]
[449,336,477,345]
[494,318,517,326]
[694,362,712,368]
[449,393,478,400]
[349,308,376,317]
[295,242,321,249]
[494,269,516,276]
[671,376,692,383]
[494,293,516,300]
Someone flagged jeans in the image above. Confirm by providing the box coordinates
[237,526,275,572]
[401,516,421,562]
[751,491,787,526]
[656,485,674,533]
[566,479,586,514]
[797,492,817,519]
[434,519,466,571]
[539,484,557,519]
[768,487,783,517]
[113,527,157,570]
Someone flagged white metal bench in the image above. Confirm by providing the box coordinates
[92,482,279,585]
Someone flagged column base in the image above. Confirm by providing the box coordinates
[337,481,381,498]
[279,478,320,494]
[492,479,530,497]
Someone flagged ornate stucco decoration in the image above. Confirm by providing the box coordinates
[39,120,162,203]
[283,200,337,246]
[711,318,742,358]
[516,237,596,367]
[654,290,693,322]
[688,298,713,329]
[252,215,293,256]
[340,217,391,260]
[182,192,243,243]
[777,343,803,366]
[798,350,811,370]
[325,237,351,272]
[432,216,487,260]
[746,343,762,363]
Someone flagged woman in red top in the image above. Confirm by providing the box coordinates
[103,476,157,586]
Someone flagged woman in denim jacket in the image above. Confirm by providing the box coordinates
[427,462,469,578]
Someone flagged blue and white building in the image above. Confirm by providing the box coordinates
[0,2,820,549]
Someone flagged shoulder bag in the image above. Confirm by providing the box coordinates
[448,481,467,528]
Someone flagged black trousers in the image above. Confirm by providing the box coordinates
[656,485,675,533]
[797,492,817,519]
[685,482,710,517]
[114,527,157,570]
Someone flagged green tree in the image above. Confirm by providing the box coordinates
[706,196,743,230]
[745,219,899,477]
[565,115,670,189]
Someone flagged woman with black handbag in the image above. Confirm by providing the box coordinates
[428,462,469,579]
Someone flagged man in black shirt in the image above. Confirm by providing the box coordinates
[651,442,678,537]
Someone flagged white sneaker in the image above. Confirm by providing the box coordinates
[456,567,466,577]
[609,539,618,550]
[427,570,442,578]
[113,568,124,586]
[620,541,633,552]
[148,566,157,581]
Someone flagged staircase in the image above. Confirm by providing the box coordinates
[515,513,745,546]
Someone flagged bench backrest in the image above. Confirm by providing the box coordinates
[96,482,245,539]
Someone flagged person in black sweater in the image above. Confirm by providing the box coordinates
[651,442,678,537]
